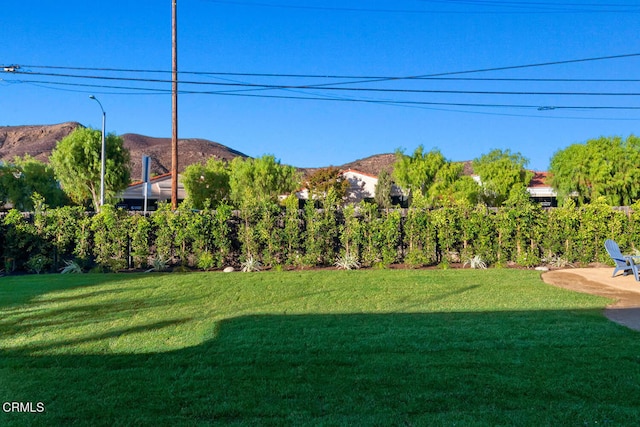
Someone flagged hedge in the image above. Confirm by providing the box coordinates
[1,197,636,274]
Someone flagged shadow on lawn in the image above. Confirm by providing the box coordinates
[0,274,153,308]
[0,275,186,347]
[3,309,640,426]
[0,295,190,341]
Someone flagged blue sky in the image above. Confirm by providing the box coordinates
[2,1,640,171]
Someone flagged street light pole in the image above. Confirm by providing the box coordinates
[89,95,106,209]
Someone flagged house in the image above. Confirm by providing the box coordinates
[472,171,558,207]
[117,167,556,210]
[527,171,557,207]
[343,169,406,204]
[117,173,186,211]
[342,169,378,203]
[294,169,405,205]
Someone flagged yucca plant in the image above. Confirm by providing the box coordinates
[334,252,360,270]
[463,254,487,270]
[60,260,83,274]
[146,256,169,273]
[543,255,573,268]
[241,255,262,272]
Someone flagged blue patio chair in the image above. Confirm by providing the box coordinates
[604,239,640,281]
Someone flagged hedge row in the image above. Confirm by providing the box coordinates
[1,197,636,274]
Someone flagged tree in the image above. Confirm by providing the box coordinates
[228,155,300,207]
[374,169,393,209]
[427,162,480,207]
[392,146,476,207]
[392,146,447,197]
[50,127,131,212]
[305,167,350,202]
[0,155,68,211]
[549,135,640,206]
[472,149,533,207]
[181,157,230,209]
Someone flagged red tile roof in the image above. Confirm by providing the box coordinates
[129,172,173,187]
[529,171,550,188]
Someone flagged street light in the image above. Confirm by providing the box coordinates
[89,95,106,208]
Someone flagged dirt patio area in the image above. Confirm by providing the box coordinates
[542,268,640,331]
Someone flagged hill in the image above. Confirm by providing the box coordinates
[341,153,396,176]
[121,133,248,179]
[0,122,248,178]
[0,122,82,163]
[0,123,408,180]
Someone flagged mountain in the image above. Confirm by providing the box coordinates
[0,122,82,163]
[0,122,248,179]
[121,133,248,180]
[0,122,401,179]
[341,153,396,176]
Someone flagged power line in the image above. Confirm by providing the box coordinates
[204,0,640,14]
[8,78,640,111]
[13,66,640,83]
[209,91,640,110]
[421,0,640,8]
[322,53,640,87]
[12,52,640,83]
[10,78,639,123]
[9,70,640,96]
[4,53,640,119]
[9,66,639,83]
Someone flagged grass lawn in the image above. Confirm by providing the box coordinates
[1,269,640,426]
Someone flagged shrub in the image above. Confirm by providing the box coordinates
[146,256,169,272]
[60,259,83,274]
[542,199,580,263]
[129,214,152,269]
[304,189,340,266]
[238,201,260,263]
[432,206,462,263]
[5,198,640,274]
[91,205,129,271]
[151,203,175,263]
[170,206,198,266]
[334,251,360,270]
[240,255,262,272]
[211,204,233,267]
[340,204,362,265]
[196,251,216,270]
[26,254,50,274]
[68,213,93,269]
[462,204,496,265]
[576,198,613,264]
[44,206,85,271]
[282,195,303,266]
[2,210,46,272]
[463,255,487,269]
[403,207,437,267]
[255,201,283,267]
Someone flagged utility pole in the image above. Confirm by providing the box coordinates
[171,0,179,210]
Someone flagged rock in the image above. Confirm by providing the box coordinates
[223,266,235,273]
[535,266,550,272]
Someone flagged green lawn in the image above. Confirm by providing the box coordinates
[1,269,639,426]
